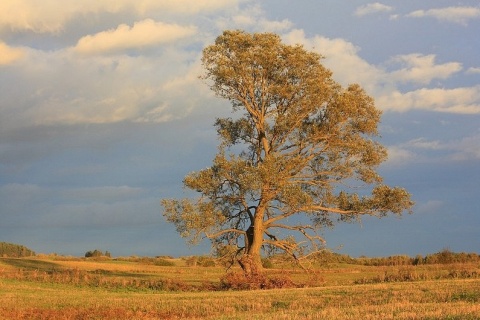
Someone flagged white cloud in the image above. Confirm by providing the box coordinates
[0,0,242,33]
[386,133,480,165]
[283,29,382,93]
[407,6,480,25]
[385,138,448,166]
[74,19,197,55]
[220,4,293,32]
[389,54,462,85]
[0,45,204,129]
[386,146,416,165]
[466,67,480,75]
[0,42,24,65]
[406,138,443,150]
[379,86,480,114]
[354,3,393,16]
[282,29,480,115]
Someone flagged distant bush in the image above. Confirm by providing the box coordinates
[153,258,175,267]
[85,249,111,258]
[422,248,480,265]
[184,256,216,267]
[197,256,216,267]
[0,242,35,257]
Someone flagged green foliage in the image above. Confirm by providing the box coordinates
[0,241,35,257]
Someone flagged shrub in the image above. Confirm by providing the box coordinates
[197,256,216,267]
[85,249,110,258]
[153,258,175,267]
[220,271,296,290]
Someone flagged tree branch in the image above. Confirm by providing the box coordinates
[205,228,246,239]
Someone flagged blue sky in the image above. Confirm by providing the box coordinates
[1,1,479,257]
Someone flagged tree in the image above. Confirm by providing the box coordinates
[161,30,413,277]
[0,242,35,257]
[85,249,106,258]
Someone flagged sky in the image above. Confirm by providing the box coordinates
[1,0,479,258]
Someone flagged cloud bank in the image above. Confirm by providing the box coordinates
[74,20,197,55]
[0,0,242,33]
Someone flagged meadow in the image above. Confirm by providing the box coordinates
[1,255,479,319]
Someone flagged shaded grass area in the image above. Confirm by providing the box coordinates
[0,258,61,271]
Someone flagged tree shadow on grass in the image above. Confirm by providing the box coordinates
[0,258,61,271]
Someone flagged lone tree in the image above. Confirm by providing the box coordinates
[162,30,413,277]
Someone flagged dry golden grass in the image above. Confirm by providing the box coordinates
[1,257,480,319]
[1,277,479,319]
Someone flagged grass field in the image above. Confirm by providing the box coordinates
[1,256,479,319]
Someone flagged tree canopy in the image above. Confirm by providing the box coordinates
[162,30,413,276]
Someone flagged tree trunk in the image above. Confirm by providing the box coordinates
[238,254,262,277]
[239,208,265,277]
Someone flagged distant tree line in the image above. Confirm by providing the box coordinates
[266,249,480,267]
[353,249,480,266]
[84,249,111,258]
[0,242,36,257]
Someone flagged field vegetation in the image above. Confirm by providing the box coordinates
[1,249,480,319]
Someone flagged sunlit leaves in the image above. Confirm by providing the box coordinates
[162,30,413,270]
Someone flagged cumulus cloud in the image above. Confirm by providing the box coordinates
[354,2,393,16]
[0,40,206,129]
[0,0,241,33]
[407,6,480,25]
[219,4,293,32]
[379,86,480,114]
[282,29,480,115]
[0,42,24,65]
[74,19,197,55]
[283,29,382,93]
[388,54,462,85]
